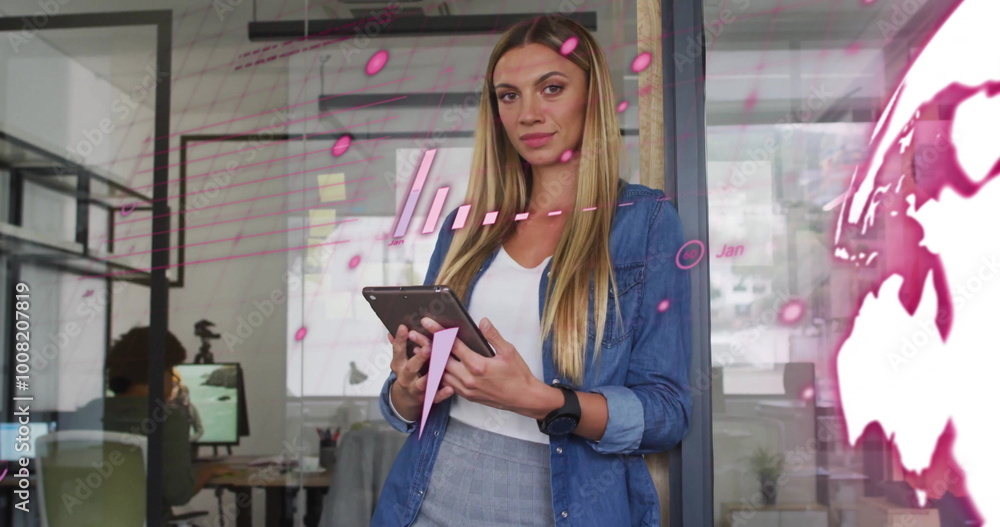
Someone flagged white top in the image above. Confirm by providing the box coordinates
[449,244,552,444]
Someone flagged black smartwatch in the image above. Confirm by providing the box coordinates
[537,383,581,436]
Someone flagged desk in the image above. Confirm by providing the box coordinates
[858,496,940,527]
[205,456,332,527]
[0,459,332,527]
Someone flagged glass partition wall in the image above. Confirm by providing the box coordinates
[6,0,984,524]
[703,1,983,526]
[0,2,650,525]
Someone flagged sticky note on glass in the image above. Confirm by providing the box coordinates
[309,209,337,237]
[317,173,346,202]
[420,327,457,440]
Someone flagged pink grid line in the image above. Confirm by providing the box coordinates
[126,157,379,213]
[115,174,375,227]
[86,240,352,280]
[110,197,367,244]
[143,77,413,144]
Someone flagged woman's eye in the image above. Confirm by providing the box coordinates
[497,86,560,101]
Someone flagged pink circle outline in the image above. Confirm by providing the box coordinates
[675,240,705,270]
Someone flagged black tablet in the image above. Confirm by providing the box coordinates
[362,285,496,360]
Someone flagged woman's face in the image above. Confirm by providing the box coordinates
[493,42,588,167]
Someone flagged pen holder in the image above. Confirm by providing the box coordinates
[319,439,337,470]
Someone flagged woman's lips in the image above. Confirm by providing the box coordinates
[522,133,554,148]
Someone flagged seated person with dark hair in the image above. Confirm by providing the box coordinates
[64,326,234,521]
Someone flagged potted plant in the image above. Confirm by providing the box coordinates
[747,446,784,505]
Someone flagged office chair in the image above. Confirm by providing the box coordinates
[319,423,408,527]
[36,430,209,527]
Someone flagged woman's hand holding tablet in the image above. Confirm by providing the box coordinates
[387,324,455,422]
[418,316,559,420]
[370,285,552,421]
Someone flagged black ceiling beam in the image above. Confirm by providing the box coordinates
[319,91,480,112]
[248,12,597,41]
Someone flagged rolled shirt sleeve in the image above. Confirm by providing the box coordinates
[387,380,417,424]
[380,373,418,433]
[588,385,645,453]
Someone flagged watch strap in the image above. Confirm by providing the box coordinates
[537,384,581,435]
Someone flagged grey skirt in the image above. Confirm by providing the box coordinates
[411,417,555,527]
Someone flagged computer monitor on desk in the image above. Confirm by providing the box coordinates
[174,363,249,448]
[0,422,56,462]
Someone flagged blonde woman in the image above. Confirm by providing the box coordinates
[374,15,691,526]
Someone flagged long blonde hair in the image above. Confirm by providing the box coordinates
[432,15,624,384]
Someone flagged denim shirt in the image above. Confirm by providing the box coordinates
[373,182,692,526]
